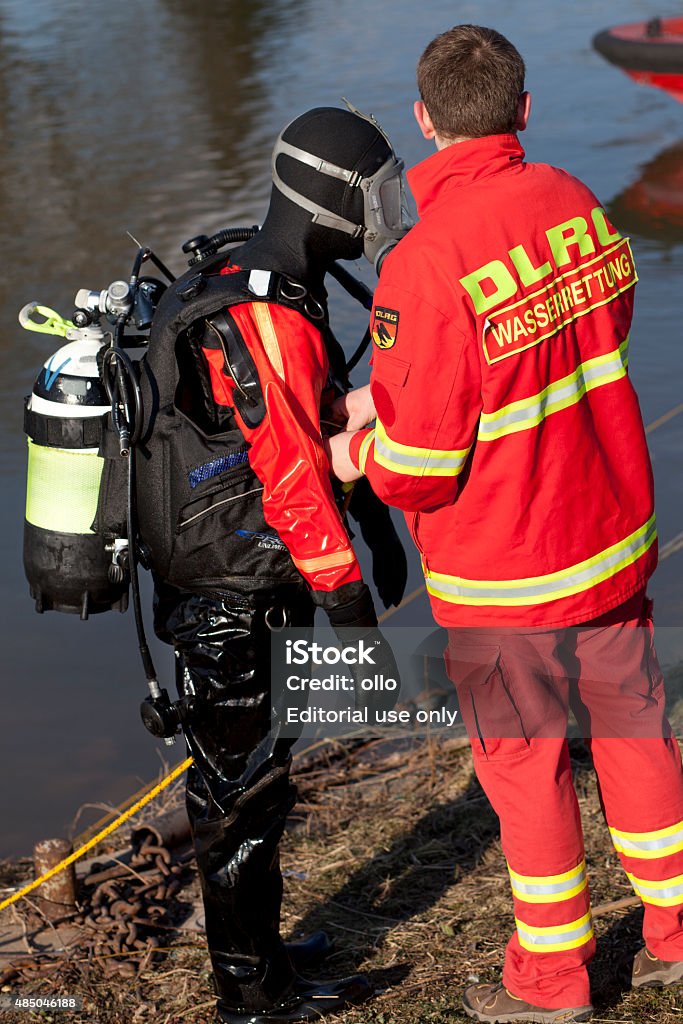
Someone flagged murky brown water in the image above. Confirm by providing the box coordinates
[2,0,683,855]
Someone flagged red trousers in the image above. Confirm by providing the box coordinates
[446,592,683,1008]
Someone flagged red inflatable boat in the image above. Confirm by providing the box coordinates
[593,17,683,102]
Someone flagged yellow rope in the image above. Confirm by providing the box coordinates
[72,773,175,847]
[0,757,193,915]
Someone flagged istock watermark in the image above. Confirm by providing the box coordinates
[271,625,460,739]
[270,624,683,742]
[285,637,382,666]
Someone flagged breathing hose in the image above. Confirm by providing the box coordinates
[102,335,175,743]
[102,342,142,457]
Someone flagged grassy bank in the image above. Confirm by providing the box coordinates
[3,720,683,1023]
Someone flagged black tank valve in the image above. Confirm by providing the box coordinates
[72,308,94,328]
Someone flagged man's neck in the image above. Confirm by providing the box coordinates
[433,131,520,150]
[434,133,473,150]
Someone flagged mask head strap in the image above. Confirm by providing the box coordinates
[341,96,396,151]
[271,135,365,236]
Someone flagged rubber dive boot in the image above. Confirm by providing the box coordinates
[285,932,333,971]
[217,973,373,1022]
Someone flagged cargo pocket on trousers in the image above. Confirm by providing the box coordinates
[445,639,529,760]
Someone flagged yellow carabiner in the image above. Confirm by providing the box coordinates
[18,302,74,337]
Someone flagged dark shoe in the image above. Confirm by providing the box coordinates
[632,946,683,988]
[463,982,592,1023]
[217,973,372,1022]
[285,932,333,972]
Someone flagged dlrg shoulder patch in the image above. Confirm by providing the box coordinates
[372,306,400,349]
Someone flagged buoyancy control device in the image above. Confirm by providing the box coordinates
[135,252,363,590]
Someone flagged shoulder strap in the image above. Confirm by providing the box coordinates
[204,310,266,428]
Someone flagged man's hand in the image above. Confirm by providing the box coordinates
[324,432,364,483]
[331,385,376,431]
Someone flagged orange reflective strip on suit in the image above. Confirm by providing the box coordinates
[292,548,357,574]
[251,302,285,380]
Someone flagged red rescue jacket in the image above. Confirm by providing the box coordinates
[350,134,656,627]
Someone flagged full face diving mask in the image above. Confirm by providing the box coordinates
[271,101,414,273]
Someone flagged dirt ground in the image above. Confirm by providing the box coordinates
[3,718,683,1023]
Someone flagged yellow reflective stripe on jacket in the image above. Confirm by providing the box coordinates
[293,549,356,574]
[619,332,630,368]
[627,871,683,906]
[515,911,594,954]
[610,819,683,859]
[509,860,587,905]
[357,429,376,475]
[478,339,629,442]
[425,513,656,607]
[373,419,471,478]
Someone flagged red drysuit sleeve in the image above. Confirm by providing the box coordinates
[202,301,362,594]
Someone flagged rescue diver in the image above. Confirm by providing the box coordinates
[135,106,411,1023]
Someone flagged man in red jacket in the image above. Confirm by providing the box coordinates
[328,24,683,1024]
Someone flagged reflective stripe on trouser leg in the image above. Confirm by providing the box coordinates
[627,870,683,907]
[583,603,683,963]
[515,912,594,954]
[610,819,683,859]
[509,860,589,906]
[606,803,683,958]
[508,859,593,973]
[471,739,593,1009]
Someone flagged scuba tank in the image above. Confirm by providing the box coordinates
[22,299,129,617]
[21,262,169,619]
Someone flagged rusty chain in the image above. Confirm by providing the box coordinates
[0,835,193,985]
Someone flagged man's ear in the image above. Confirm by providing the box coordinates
[414,99,436,140]
[515,91,532,132]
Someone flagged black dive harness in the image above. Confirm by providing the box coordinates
[106,230,374,744]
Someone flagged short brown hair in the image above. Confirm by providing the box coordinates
[417,25,525,140]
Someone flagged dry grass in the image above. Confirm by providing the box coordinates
[4,693,683,1022]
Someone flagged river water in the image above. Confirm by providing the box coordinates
[1,0,683,857]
